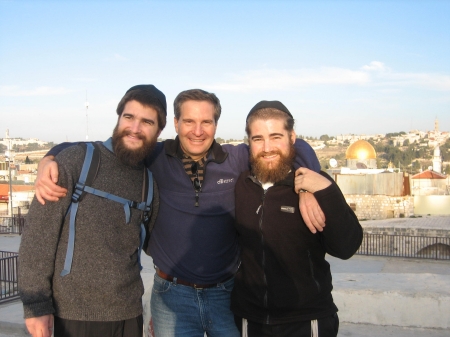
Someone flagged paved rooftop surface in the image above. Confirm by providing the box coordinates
[361,214,450,229]
[1,215,450,336]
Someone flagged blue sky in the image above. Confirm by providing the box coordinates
[1,0,449,143]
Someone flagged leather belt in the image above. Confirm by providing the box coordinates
[156,268,225,289]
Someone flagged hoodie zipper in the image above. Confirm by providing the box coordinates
[257,188,272,324]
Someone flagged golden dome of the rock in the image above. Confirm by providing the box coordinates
[346,140,376,160]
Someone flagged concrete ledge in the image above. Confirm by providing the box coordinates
[0,321,28,337]
[333,273,450,329]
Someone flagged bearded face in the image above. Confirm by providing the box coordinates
[111,123,157,167]
[250,143,295,183]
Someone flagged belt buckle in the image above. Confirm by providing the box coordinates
[193,283,204,289]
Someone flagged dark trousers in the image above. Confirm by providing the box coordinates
[54,315,143,337]
[234,313,339,337]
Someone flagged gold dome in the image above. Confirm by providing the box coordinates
[346,140,376,160]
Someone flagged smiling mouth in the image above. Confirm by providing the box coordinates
[258,151,281,160]
[126,135,142,142]
[189,138,205,143]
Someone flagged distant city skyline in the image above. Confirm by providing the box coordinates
[1,1,449,143]
[2,118,448,146]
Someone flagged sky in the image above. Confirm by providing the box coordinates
[1,0,449,143]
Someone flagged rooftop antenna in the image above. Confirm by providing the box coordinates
[85,90,89,140]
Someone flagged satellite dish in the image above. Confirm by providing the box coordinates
[329,158,338,168]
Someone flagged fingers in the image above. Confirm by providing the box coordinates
[35,187,46,205]
[295,167,331,193]
[35,158,67,204]
[299,192,326,233]
[299,196,316,234]
[295,166,309,176]
[25,315,53,337]
[47,315,54,337]
[35,177,66,203]
[49,162,59,184]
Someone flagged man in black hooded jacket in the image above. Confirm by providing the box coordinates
[231,101,363,337]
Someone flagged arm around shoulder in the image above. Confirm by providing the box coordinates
[35,141,82,204]
[313,172,363,259]
[293,139,321,172]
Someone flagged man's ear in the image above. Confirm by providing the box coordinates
[290,130,297,144]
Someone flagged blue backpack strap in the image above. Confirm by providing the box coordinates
[137,169,153,270]
[61,138,153,275]
[61,143,100,276]
[82,186,148,223]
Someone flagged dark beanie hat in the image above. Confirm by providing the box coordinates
[125,84,167,116]
[246,100,293,121]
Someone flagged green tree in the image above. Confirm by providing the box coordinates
[441,139,450,161]
[412,160,421,172]
[444,164,450,175]
[25,156,32,164]
[25,143,41,151]
[44,142,56,149]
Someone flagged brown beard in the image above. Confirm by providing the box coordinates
[250,144,295,183]
[111,124,157,167]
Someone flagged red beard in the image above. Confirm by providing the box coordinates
[250,145,295,183]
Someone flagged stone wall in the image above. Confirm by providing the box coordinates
[344,195,414,220]
[361,225,450,238]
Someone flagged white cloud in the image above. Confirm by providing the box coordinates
[380,72,450,91]
[204,62,450,92]
[0,85,72,97]
[206,67,370,91]
[361,61,388,72]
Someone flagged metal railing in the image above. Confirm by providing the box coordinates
[0,251,19,303]
[0,215,25,234]
[356,233,450,260]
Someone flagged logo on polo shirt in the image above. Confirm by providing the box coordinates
[217,178,234,184]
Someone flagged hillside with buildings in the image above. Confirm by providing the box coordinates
[306,118,450,175]
[0,119,449,217]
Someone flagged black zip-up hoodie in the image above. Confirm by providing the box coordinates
[231,170,362,324]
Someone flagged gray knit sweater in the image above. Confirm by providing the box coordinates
[19,142,159,321]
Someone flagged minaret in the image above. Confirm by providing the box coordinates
[434,118,439,133]
[433,146,442,173]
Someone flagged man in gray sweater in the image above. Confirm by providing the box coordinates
[18,84,166,337]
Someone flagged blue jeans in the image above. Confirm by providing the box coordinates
[150,273,239,337]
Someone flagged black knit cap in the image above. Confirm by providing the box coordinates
[125,84,167,115]
[246,100,293,121]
